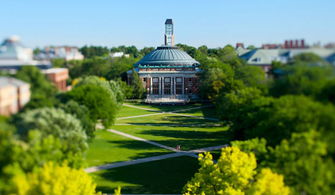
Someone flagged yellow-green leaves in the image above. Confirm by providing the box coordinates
[10,162,100,195]
[183,146,289,195]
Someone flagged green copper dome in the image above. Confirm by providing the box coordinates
[135,46,200,68]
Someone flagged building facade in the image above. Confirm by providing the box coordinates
[128,19,200,104]
[42,68,69,91]
[0,36,50,70]
[0,77,30,116]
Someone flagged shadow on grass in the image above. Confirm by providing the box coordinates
[133,102,206,112]
[138,129,232,150]
[95,156,199,194]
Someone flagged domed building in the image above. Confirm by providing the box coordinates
[0,36,50,70]
[129,19,201,103]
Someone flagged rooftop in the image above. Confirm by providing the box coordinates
[135,46,200,68]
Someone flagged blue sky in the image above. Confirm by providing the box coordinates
[1,0,334,48]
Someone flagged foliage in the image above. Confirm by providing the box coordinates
[270,64,334,97]
[9,162,101,195]
[80,45,109,58]
[15,66,57,110]
[247,95,335,148]
[59,100,95,139]
[234,65,267,91]
[183,147,289,195]
[17,108,87,167]
[199,60,243,100]
[130,70,145,99]
[247,168,290,195]
[231,138,268,163]
[266,131,335,195]
[67,84,118,127]
[75,76,120,104]
[216,87,273,140]
[81,57,112,77]
[51,58,67,68]
[292,52,327,66]
[318,78,335,103]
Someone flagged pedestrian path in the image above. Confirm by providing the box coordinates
[123,103,159,112]
[85,152,185,173]
[85,144,227,173]
[86,103,225,173]
[107,129,179,152]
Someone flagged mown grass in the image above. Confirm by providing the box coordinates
[90,156,199,194]
[85,130,170,167]
[113,114,230,151]
[116,105,157,118]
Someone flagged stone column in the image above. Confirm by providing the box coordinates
[162,77,164,95]
[182,77,184,94]
[150,77,152,94]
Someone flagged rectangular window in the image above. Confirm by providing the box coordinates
[152,77,159,95]
[176,77,183,94]
[164,77,171,95]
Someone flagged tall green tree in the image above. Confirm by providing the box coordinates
[67,84,118,127]
[15,66,57,110]
[130,70,145,99]
[17,108,87,167]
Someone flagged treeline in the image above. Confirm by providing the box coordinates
[185,46,335,194]
[0,66,124,195]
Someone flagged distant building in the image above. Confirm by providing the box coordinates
[0,77,30,116]
[36,46,84,61]
[0,36,50,70]
[283,39,306,49]
[109,52,130,58]
[128,19,200,104]
[262,44,282,49]
[239,48,335,72]
[42,68,69,91]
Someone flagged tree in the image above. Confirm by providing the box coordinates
[80,45,109,58]
[247,168,290,195]
[247,95,335,148]
[59,100,96,139]
[17,108,87,167]
[270,64,333,97]
[67,84,118,127]
[234,65,267,91]
[215,87,273,140]
[292,52,327,66]
[15,66,57,110]
[9,162,101,195]
[75,76,118,103]
[130,70,145,99]
[199,60,243,100]
[266,131,335,195]
[81,57,111,77]
[183,147,289,195]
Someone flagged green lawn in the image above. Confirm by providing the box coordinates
[176,106,218,118]
[113,114,230,151]
[126,102,202,112]
[116,105,157,118]
[90,156,199,194]
[88,103,229,194]
[85,130,170,167]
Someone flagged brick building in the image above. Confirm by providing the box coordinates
[128,19,200,103]
[0,77,30,116]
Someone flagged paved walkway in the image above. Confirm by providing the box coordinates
[86,103,225,173]
[85,144,228,173]
[123,103,159,112]
[107,129,179,152]
[117,112,164,120]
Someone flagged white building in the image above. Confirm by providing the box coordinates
[0,36,50,70]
